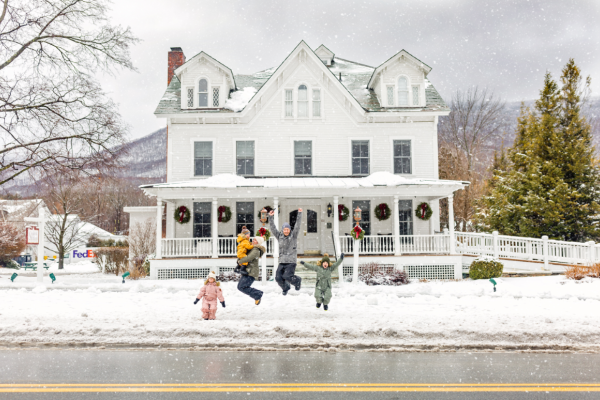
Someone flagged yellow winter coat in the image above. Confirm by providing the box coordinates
[237,234,254,265]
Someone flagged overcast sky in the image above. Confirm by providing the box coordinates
[100,0,600,140]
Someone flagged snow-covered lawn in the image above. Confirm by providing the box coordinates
[1,268,600,351]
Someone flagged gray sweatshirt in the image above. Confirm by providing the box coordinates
[269,212,302,264]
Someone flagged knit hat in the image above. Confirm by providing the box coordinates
[320,254,331,267]
[255,236,265,246]
[207,270,216,280]
[282,222,291,231]
[241,226,250,236]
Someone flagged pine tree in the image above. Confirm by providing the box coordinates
[477,60,600,241]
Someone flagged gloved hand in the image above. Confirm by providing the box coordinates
[340,253,344,260]
[194,298,199,305]
[221,301,226,308]
[300,261,305,265]
[240,269,249,276]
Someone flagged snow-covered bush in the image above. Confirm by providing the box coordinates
[359,262,409,286]
[565,264,600,280]
[2,259,21,269]
[216,270,240,282]
[0,222,26,267]
[469,257,503,280]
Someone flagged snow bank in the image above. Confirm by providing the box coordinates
[1,275,600,351]
[224,87,257,112]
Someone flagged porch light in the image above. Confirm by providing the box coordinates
[260,208,268,226]
[353,207,362,226]
[327,203,332,217]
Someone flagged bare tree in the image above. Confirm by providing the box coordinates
[0,0,138,186]
[438,87,506,231]
[129,218,156,265]
[43,174,87,269]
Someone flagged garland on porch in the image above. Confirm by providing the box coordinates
[257,206,273,218]
[349,225,365,240]
[256,227,271,241]
[375,203,391,221]
[338,204,350,221]
[415,202,433,221]
[217,206,232,223]
[174,205,191,224]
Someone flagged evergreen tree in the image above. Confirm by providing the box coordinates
[477,60,600,241]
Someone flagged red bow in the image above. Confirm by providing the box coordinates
[178,206,187,223]
[379,203,387,219]
[421,203,427,219]
[338,204,344,221]
[218,206,226,222]
[258,227,266,237]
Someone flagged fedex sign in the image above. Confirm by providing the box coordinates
[73,249,96,258]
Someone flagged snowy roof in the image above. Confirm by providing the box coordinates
[141,172,468,190]
[154,44,447,115]
[0,199,47,221]
[46,215,126,240]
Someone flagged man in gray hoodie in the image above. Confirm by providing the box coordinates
[269,208,302,295]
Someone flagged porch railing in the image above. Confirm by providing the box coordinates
[338,234,450,255]
[162,237,275,258]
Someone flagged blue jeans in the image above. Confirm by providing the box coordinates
[237,275,263,300]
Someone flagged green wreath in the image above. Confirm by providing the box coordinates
[174,205,191,224]
[349,225,365,240]
[257,206,273,218]
[375,203,391,221]
[338,204,349,221]
[256,227,271,241]
[218,205,232,223]
[415,202,433,221]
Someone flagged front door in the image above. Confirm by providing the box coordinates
[288,206,321,255]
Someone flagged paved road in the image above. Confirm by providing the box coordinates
[0,350,599,399]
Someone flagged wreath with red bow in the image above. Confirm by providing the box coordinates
[174,205,191,224]
[415,202,433,221]
[256,227,271,241]
[349,225,365,240]
[375,203,391,221]
[338,204,350,221]
[217,205,232,223]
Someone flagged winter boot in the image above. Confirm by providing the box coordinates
[282,289,288,296]
[316,303,321,308]
[324,305,328,311]
[255,298,261,306]
[294,276,302,291]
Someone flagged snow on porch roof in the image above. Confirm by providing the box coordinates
[140,172,468,190]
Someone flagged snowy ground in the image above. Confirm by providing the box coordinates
[1,262,600,351]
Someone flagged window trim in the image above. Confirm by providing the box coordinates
[293,140,313,176]
[193,201,212,238]
[398,199,414,236]
[189,137,216,178]
[396,75,410,107]
[197,77,210,108]
[386,85,395,107]
[390,137,414,175]
[235,201,255,235]
[283,83,323,120]
[234,139,256,176]
[290,137,316,175]
[186,87,194,108]
[349,137,372,176]
[312,88,322,118]
[297,84,309,118]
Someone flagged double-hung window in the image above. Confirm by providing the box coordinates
[351,140,369,175]
[294,141,312,175]
[236,202,254,235]
[297,85,308,117]
[398,200,413,236]
[397,77,409,106]
[236,141,254,176]
[198,79,208,107]
[352,200,371,235]
[285,89,293,117]
[194,141,212,176]
[393,140,412,174]
[193,202,211,238]
[312,89,321,117]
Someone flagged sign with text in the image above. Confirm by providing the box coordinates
[26,227,39,245]
[73,249,96,259]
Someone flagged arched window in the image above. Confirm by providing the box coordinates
[397,77,408,106]
[297,85,308,117]
[198,79,208,107]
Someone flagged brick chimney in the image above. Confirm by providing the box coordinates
[167,47,185,85]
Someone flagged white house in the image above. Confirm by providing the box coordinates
[128,41,470,280]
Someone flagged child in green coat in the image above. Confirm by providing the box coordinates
[300,253,344,311]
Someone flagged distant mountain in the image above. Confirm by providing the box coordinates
[118,127,166,180]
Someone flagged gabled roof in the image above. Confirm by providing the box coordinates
[367,49,433,89]
[315,44,335,59]
[173,51,236,88]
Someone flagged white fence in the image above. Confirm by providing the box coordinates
[339,234,450,255]
[163,237,274,258]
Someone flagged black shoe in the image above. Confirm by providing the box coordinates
[294,277,302,291]
[316,303,321,308]
[282,289,288,296]
[324,305,328,311]
[204,318,209,320]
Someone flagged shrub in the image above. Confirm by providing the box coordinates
[359,262,410,286]
[1,259,21,269]
[0,222,26,267]
[87,234,129,248]
[216,270,240,282]
[469,257,503,280]
[95,247,128,275]
[565,264,600,280]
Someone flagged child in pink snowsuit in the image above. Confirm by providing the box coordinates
[194,270,225,320]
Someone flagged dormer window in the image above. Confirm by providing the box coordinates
[397,77,409,106]
[412,85,420,106]
[298,85,308,117]
[198,79,208,107]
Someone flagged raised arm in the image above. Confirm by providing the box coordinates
[291,211,303,239]
[268,214,280,238]
[301,261,319,272]
[330,254,344,272]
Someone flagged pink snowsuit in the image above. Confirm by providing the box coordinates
[196,280,224,320]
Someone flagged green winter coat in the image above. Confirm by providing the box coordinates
[238,245,265,280]
[302,257,343,305]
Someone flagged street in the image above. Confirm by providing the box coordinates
[0,350,599,399]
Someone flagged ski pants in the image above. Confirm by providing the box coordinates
[275,263,300,292]
[315,286,333,305]
[237,275,263,300]
[201,299,218,320]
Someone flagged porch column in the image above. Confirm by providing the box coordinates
[273,197,279,269]
[333,196,340,255]
[211,198,218,258]
[393,195,400,256]
[156,198,163,259]
[448,194,456,254]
